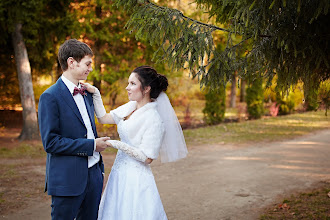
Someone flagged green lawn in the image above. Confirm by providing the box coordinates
[183,110,330,146]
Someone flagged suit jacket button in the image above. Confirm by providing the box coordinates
[84,134,87,138]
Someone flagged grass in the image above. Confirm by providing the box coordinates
[260,181,330,219]
[0,192,5,204]
[183,110,330,146]
[0,143,45,158]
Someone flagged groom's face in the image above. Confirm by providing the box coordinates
[71,55,93,81]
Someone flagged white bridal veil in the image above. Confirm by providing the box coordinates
[156,92,188,163]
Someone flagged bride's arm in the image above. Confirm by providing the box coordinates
[105,117,165,164]
[82,83,115,124]
[106,140,153,164]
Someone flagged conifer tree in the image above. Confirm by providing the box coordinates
[203,86,226,124]
[113,0,330,91]
[74,0,175,106]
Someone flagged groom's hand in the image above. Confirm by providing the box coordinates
[95,137,111,152]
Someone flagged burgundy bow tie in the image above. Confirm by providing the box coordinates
[73,86,87,96]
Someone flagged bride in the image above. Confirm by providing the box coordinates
[83,66,188,220]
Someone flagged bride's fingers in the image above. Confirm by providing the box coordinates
[80,82,90,87]
[80,82,96,93]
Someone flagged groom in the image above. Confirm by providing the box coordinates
[38,39,110,220]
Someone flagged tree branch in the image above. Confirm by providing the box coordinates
[145,0,274,38]
[146,0,231,33]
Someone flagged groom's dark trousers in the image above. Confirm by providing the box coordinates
[38,78,104,220]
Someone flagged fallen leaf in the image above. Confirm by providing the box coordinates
[278,203,290,210]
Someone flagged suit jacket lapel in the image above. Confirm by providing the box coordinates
[83,95,97,136]
[57,78,85,126]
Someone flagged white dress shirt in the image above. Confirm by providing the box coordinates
[61,75,100,168]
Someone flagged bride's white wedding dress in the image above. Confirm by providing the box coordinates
[98,101,168,220]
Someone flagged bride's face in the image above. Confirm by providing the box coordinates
[126,72,144,102]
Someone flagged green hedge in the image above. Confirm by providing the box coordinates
[246,79,264,119]
[203,86,226,125]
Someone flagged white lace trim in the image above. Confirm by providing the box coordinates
[106,140,147,163]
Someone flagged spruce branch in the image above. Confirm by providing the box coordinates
[145,0,230,33]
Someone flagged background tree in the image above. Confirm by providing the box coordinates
[230,72,237,108]
[0,0,45,140]
[11,23,39,140]
[73,0,178,107]
[0,0,78,139]
[240,80,246,103]
[113,0,329,95]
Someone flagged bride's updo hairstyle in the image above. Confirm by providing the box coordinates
[132,66,168,99]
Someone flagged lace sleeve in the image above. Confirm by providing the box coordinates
[106,140,148,163]
[92,87,107,118]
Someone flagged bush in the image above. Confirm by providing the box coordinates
[202,86,226,125]
[303,77,319,111]
[305,88,319,111]
[246,78,264,119]
[318,80,330,116]
[275,88,297,115]
[279,104,290,115]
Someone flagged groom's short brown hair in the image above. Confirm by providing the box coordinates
[58,39,93,71]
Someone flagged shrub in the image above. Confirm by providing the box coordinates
[303,77,319,111]
[202,86,226,125]
[275,89,297,115]
[246,78,264,119]
[279,104,290,115]
[318,80,330,116]
[304,88,319,111]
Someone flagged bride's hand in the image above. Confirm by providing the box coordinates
[145,158,153,164]
[81,82,96,93]
[106,140,113,148]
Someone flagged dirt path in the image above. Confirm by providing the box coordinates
[1,129,330,220]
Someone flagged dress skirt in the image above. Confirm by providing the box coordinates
[98,150,167,220]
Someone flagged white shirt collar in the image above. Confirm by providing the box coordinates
[61,75,81,95]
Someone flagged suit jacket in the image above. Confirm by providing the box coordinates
[38,77,104,196]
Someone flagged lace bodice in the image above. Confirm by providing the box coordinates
[111,119,152,175]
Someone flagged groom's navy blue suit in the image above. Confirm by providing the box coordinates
[38,77,104,219]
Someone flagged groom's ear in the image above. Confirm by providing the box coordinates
[67,57,75,69]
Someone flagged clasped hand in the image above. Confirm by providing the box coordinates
[95,137,112,152]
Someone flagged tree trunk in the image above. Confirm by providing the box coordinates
[240,80,246,102]
[230,72,237,108]
[12,23,40,140]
